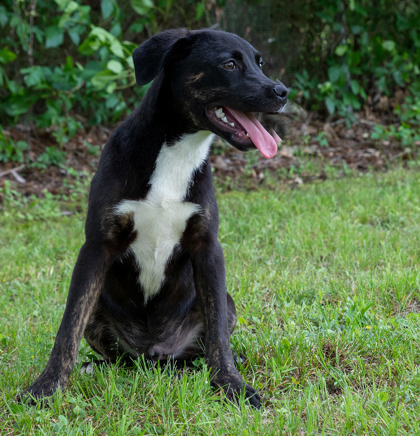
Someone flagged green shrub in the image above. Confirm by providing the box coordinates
[0,0,211,163]
[0,0,419,164]
[284,0,420,121]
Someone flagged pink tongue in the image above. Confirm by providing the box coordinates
[226,107,280,159]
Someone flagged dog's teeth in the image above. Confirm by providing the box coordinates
[229,122,235,127]
[214,108,225,119]
[222,116,228,123]
[246,133,250,137]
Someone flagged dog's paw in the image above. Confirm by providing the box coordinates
[242,382,261,409]
[80,361,95,375]
[148,343,173,361]
[16,379,61,406]
[211,371,261,409]
[80,359,112,374]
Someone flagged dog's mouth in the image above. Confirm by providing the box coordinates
[205,106,281,158]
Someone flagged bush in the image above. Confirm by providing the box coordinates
[279,0,420,120]
[0,0,212,147]
[0,0,419,164]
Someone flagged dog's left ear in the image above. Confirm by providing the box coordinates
[133,28,190,86]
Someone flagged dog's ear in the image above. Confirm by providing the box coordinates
[133,28,190,86]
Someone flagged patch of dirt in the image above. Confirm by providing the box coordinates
[0,125,109,198]
[0,105,418,200]
[393,296,420,317]
[406,297,420,314]
[321,341,353,374]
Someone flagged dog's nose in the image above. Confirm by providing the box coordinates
[274,83,289,102]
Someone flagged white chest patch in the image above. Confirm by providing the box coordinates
[116,131,214,303]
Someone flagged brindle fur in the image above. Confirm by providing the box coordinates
[17,28,289,409]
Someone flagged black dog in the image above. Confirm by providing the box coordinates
[18,28,288,408]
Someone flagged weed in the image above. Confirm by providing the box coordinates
[0,130,28,163]
[33,146,67,169]
[315,131,329,148]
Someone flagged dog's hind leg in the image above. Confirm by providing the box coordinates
[80,354,136,375]
[16,243,113,403]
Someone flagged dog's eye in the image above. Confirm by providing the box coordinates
[222,61,237,71]
[258,59,264,69]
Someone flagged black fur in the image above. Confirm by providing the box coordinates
[17,28,289,409]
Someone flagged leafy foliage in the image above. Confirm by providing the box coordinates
[0,0,419,165]
[0,130,27,163]
[283,0,420,121]
[0,0,211,154]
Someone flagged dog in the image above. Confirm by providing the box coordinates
[18,28,288,409]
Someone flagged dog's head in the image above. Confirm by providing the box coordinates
[133,29,289,158]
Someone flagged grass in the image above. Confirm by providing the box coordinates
[0,167,419,434]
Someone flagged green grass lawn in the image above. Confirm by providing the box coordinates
[1,168,419,435]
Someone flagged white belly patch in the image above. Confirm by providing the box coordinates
[116,131,214,303]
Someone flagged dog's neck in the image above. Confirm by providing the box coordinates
[136,75,197,142]
[148,131,214,202]
[100,73,214,203]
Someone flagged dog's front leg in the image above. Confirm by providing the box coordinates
[192,239,261,408]
[17,242,110,403]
